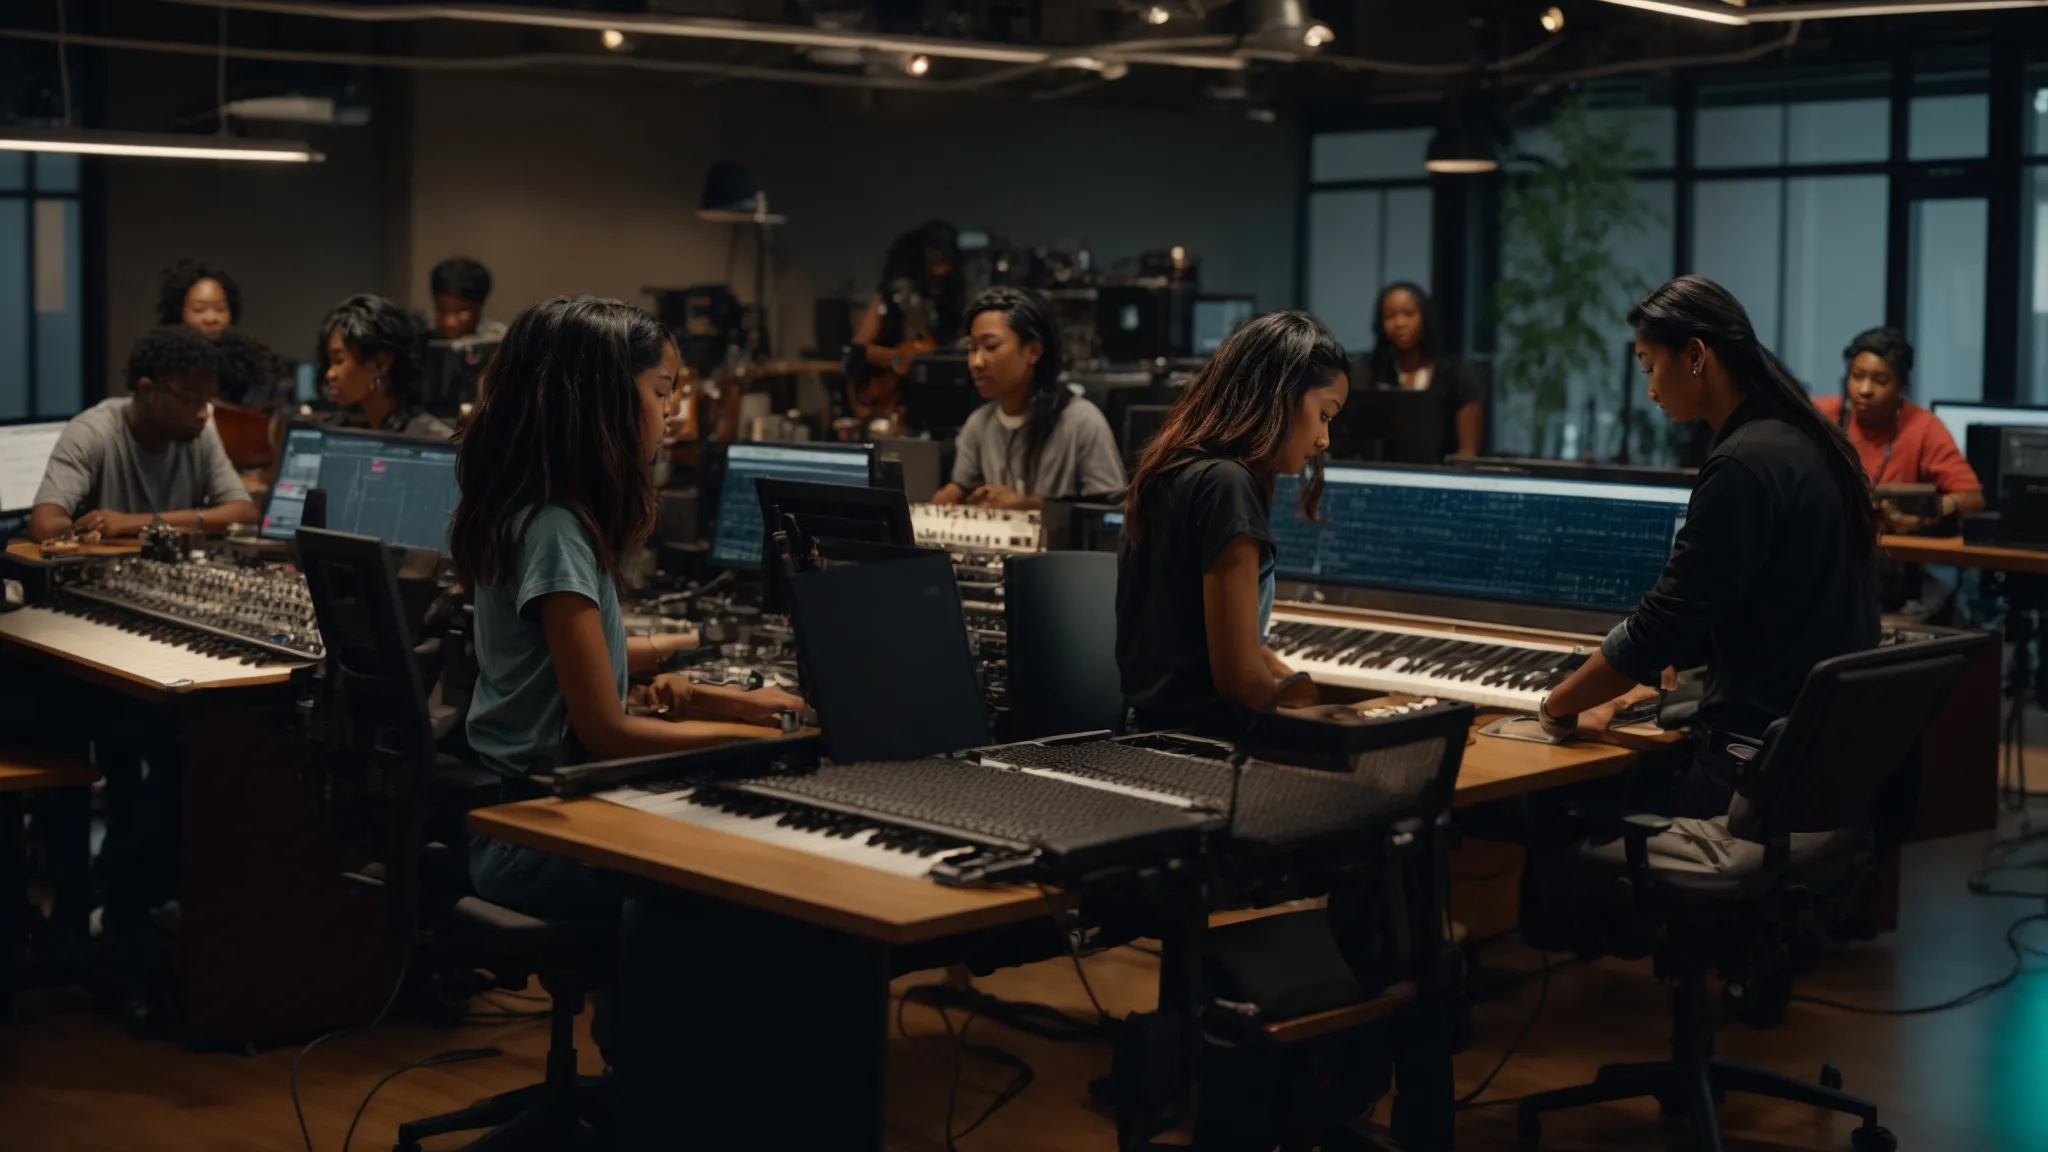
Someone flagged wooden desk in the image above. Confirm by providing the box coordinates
[0,745,99,792]
[1880,533,2048,574]
[468,729,1637,1151]
[468,725,1640,945]
[0,746,97,1010]
[0,627,394,1046]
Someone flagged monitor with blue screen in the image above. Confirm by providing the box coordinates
[263,424,462,553]
[1272,465,1689,613]
[711,443,875,569]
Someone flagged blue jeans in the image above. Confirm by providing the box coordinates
[469,836,696,1148]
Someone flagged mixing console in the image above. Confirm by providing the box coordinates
[911,504,1044,553]
[65,555,324,662]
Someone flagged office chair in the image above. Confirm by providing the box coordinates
[1113,703,1476,1152]
[1515,632,1989,1152]
[1002,551,1123,740]
[297,528,613,1151]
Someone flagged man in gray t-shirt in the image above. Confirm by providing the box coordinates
[29,326,258,543]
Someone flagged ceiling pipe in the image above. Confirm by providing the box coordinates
[164,0,1249,71]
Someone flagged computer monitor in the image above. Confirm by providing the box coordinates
[422,339,499,416]
[1272,465,1690,614]
[1333,389,1441,465]
[0,418,69,515]
[1191,295,1255,356]
[709,442,875,570]
[1120,403,1173,467]
[873,436,945,502]
[754,477,918,613]
[787,550,988,763]
[262,424,462,553]
[1044,500,1125,552]
[1928,401,2048,451]
[1446,454,1696,488]
[901,354,982,435]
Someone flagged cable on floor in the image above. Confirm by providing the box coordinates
[936,1004,1034,1151]
[338,1047,503,1152]
[1455,952,1551,1109]
[292,952,413,1152]
[1791,913,2048,1017]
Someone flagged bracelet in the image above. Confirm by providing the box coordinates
[1536,695,1578,738]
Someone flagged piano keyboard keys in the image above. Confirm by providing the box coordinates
[1266,612,1587,713]
[0,604,308,689]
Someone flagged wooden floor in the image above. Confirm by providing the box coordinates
[5,811,2047,1152]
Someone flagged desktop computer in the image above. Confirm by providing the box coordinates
[708,442,876,570]
[262,425,462,553]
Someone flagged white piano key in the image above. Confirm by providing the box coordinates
[0,605,307,689]
[1266,611,1586,713]
[596,785,976,880]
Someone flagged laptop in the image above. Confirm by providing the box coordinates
[786,550,987,762]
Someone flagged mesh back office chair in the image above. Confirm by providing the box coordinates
[1003,551,1124,740]
[1516,632,1989,1152]
[297,528,613,1151]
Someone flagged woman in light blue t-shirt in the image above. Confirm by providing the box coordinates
[448,296,799,1143]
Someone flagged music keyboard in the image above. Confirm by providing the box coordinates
[597,754,1217,884]
[0,603,310,690]
[1268,611,1589,713]
[599,782,980,879]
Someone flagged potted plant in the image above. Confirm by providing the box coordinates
[1493,95,1668,461]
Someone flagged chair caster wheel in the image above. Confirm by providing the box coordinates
[1516,1108,1541,1145]
[1820,1064,1844,1091]
[1852,1124,1897,1152]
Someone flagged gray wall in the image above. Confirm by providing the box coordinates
[403,73,1302,351]
[100,37,396,392]
[104,68,1303,385]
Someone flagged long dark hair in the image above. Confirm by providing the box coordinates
[963,286,1066,492]
[1124,311,1349,539]
[1365,281,1444,388]
[881,220,965,339]
[1628,275,1878,557]
[449,297,671,592]
[319,294,429,407]
[156,258,242,326]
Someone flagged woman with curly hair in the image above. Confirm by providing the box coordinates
[156,258,241,338]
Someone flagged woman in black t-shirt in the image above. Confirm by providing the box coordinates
[1116,311,1351,733]
[1335,282,1483,462]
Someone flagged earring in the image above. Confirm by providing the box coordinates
[373,376,386,393]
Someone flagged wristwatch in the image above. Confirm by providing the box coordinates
[1536,695,1578,739]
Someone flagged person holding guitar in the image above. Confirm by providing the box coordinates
[845,221,966,430]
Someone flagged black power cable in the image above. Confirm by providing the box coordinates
[1454,952,1551,1109]
[339,1047,502,1152]
[1790,913,2048,1017]
[292,953,412,1152]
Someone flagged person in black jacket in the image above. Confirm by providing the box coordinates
[1536,275,1880,818]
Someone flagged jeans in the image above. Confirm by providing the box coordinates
[469,836,697,1148]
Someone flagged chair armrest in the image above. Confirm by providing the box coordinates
[1562,800,1673,841]
[1563,802,1673,897]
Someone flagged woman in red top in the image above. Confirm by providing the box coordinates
[1814,326,1984,531]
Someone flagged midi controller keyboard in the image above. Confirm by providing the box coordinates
[592,701,1472,887]
[0,552,321,690]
